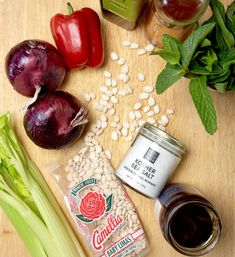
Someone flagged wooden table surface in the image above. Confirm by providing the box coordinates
[0,1,234,257]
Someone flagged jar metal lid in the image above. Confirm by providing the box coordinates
[140,123,186,157]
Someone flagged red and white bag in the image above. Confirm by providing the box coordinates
[50,141,149,257]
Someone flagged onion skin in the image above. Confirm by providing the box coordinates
[24,91,88,149]
[5,40,66,97]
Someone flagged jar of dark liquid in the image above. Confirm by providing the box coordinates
[155,184,222,256]
[145,0,209,46]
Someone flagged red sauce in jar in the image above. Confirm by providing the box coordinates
[157,0,204,22]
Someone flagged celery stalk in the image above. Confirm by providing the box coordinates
[0,201,48,257]
[0,113,86,257]
[28,161,87,256]
[0,180,59,257]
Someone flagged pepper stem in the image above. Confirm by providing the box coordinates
[67,2,74,15]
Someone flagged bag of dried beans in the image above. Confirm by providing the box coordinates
[48,138,150,257]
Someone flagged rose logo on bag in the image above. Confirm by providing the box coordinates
[76,192,113,223]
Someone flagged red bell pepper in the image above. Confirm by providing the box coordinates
[50,3,104,69]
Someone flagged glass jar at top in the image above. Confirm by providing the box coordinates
[155,183,222,256]
[100,0,147,30]
[144,0,209,46]
[116,123,186,199]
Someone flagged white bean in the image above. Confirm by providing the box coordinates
[158,125,166,131]
[123,75,130,84]
[144,86,154,93]
[101,94,109,101]
[114,116,120,123]
[121,64,129,74]
[130,42,139,49]
[105,150,112,159]
[147,111,154,116]
[145,43,155,52]
[84,93,91,102]
[137,48,147,55]
[122,40,131,47]
[134,111,142,119]
[111,88,118,95]
[121,127,128,137]
[138,120,145,127]
[148,96,156,106]
[126,135,133,141]
[109,108,116,116]
[117,57,126,65]
[154,105,160,114]
[110,51,119,61]
[104,70,112,78]
[105,78,112,86]
[134,102,142,110]
[101,114,107,122]
[147,118,156,125]
[111,131,119,141]
[123,122,130,129]
[139,92,149,100]
[161,115,169,124]
[89,92,96,99]
[138,73,145,82]
[110,122,117,128]
[166,108,175,114]
[111,79,117,87]
[111,96,118,104]
[129,111,136,120]
[118,89,127,96]
[127,86,133,94]
[99,86,108,93]
[101,121,108,129]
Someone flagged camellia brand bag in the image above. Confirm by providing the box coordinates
[48,138,149,257]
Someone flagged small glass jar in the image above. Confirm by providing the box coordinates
[155,183,222,256]
[116,123,186,199]
[144,0,209,46]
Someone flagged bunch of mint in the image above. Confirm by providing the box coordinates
[152,0,235,135]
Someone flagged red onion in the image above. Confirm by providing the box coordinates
[5,40,66,97]
[24,91,88,149]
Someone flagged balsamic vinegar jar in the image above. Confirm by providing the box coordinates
[155,184,222,256]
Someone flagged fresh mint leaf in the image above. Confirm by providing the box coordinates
[151,50,180,65]
[218,49,235,69]
[181,22,216,69]
[189,76,217,135]
[210,0,226,20]
[151,34,181,65]
[200,38,212,48]
[189,61,221,76]
[226,2,235,36]
[162,34,182,52]
[192,50,205,60]
[156,64,185,94]
[214,82,228,92]
[201,49,218,71]
[211,0,235,48]
[228,77,235,90]
[208,69,230,84]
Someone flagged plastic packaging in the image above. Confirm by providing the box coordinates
[48,138,150,257]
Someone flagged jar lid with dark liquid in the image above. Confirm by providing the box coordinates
[155,183,222,256]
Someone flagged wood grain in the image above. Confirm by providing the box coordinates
[0,1,234,257]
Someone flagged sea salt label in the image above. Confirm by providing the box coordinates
[116,134,181,199]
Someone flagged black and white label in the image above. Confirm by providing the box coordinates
[116,135,181,198]
[143,148,160,164]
